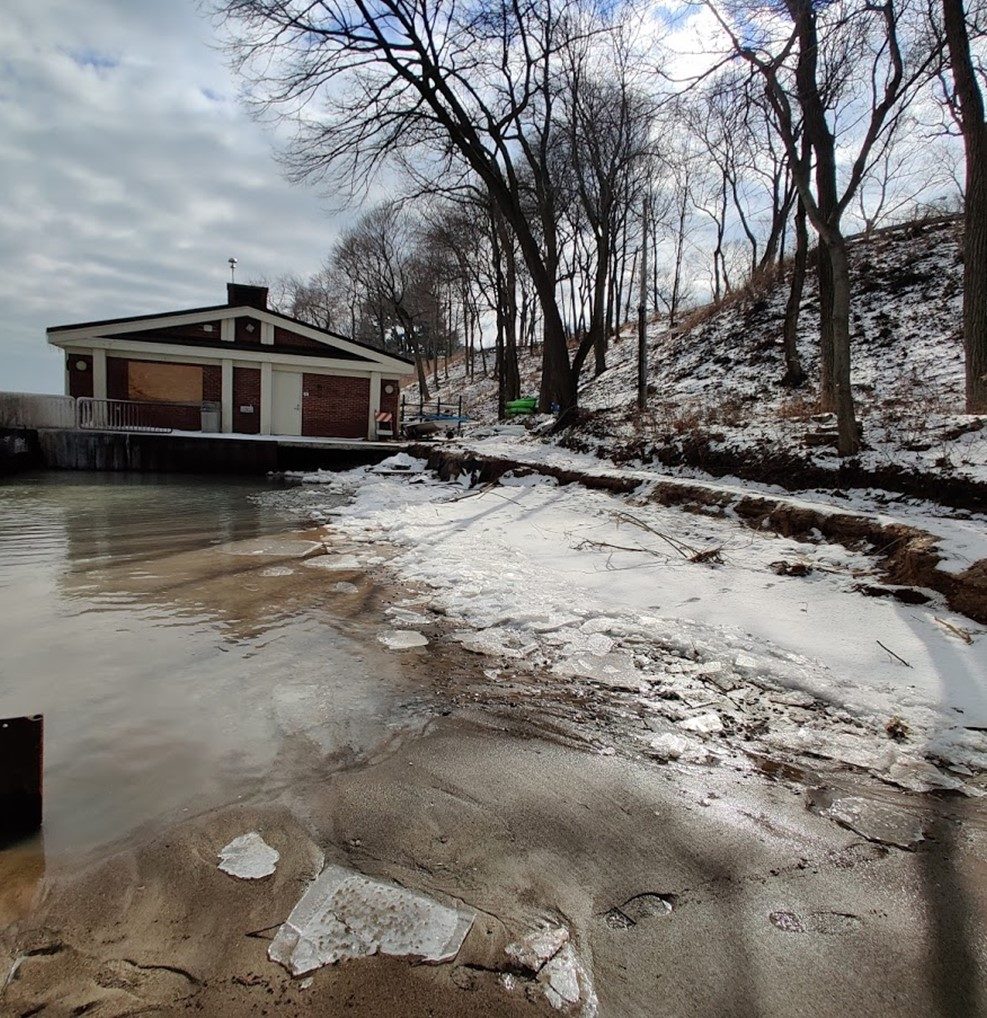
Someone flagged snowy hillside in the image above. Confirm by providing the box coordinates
[411,216,986,494]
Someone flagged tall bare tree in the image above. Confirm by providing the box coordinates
[942,0,987,410]
[218,0,623,414]
[710,0,939,454]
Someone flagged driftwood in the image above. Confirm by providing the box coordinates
[876,640,912,668]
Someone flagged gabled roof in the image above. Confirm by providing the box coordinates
[47,303,415,368]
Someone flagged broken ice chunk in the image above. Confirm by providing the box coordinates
[505,926,569,974]
[304,554,362,571]
[268,865,475,975]
[678,712,724,735]
[454,628,525,658]
[648,733,694,761]
[377,629,429,650]
[217,832,279,879]
[822,796,926,850]
[555,649,641,689]
[539,943,598,1015]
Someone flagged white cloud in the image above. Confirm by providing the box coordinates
[0,0,348,392]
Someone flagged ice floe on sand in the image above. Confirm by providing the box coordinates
[268,865,474,975]
[505,925,597,1015]
[217,832,279,879]
[377,629,429,650]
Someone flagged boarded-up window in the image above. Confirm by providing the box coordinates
[128,362,203,403]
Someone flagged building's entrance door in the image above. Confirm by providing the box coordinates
[272,371,302,436]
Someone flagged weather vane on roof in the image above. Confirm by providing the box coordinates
[228,257,237,282]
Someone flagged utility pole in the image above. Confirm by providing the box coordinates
[637,196,649,410]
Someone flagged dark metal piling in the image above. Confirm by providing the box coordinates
[0,715,43,844]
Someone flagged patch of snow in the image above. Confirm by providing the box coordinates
[315,463,987,789]
[372,452,427,473]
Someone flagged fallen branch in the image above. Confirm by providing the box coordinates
[609,509,727,565]
[933,616,975,644]
[876,640,912,668]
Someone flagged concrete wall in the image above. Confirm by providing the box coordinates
[0,393,76,430]
[33,429,394,474]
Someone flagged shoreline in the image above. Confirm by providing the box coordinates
[3,471,987,1015]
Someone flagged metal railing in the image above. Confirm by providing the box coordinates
[399,394,465,436]
[75,397,205,434]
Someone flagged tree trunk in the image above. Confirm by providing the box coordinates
[828,236,860,455]
[493,209,522,402]
[590,232,609,377]
[816,229,836,412]
[943,0,987,412]
[781,199,808,387]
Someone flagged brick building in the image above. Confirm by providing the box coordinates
[47,284,411,440]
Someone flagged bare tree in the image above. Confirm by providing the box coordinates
[217,0,625,414]
[710,0,939,454]
[941,0,987,410]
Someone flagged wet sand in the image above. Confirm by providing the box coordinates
[3,709,987,1016]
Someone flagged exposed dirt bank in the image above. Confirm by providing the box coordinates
[409,443,987,625]
[558,425,987,512]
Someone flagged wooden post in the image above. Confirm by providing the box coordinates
[1,715,43,844]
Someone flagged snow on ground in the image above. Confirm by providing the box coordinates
[410,217,987,488]
[308,457,987,795]
[451,430,987,574]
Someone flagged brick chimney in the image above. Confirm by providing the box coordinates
[227,283,269,311]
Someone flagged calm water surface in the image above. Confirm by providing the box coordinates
[0,471,423,859]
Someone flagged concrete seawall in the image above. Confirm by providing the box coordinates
[7,429,399,475]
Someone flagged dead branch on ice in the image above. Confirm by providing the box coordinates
[609,509,723,564]
[877,640,913,667]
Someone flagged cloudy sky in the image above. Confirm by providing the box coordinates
[1,0,349,393]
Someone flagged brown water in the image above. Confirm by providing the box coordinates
[0,472,428,863]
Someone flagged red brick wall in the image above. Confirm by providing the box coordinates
[67,354,93,397]
[128,321,223,342]
[107,357,128,400]
[302,374,369,438]
[233,367,261,434]
[203,365,221,403]
[235,317,261,344]
[274,326,328,351]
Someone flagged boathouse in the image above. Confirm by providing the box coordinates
[46,284,411,440]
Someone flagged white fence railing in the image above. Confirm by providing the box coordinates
[0,392,76,430]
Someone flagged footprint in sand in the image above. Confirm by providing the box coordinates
[768,910,863,935]
[602,892,675,931]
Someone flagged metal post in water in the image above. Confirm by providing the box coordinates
[0,715,43,843]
